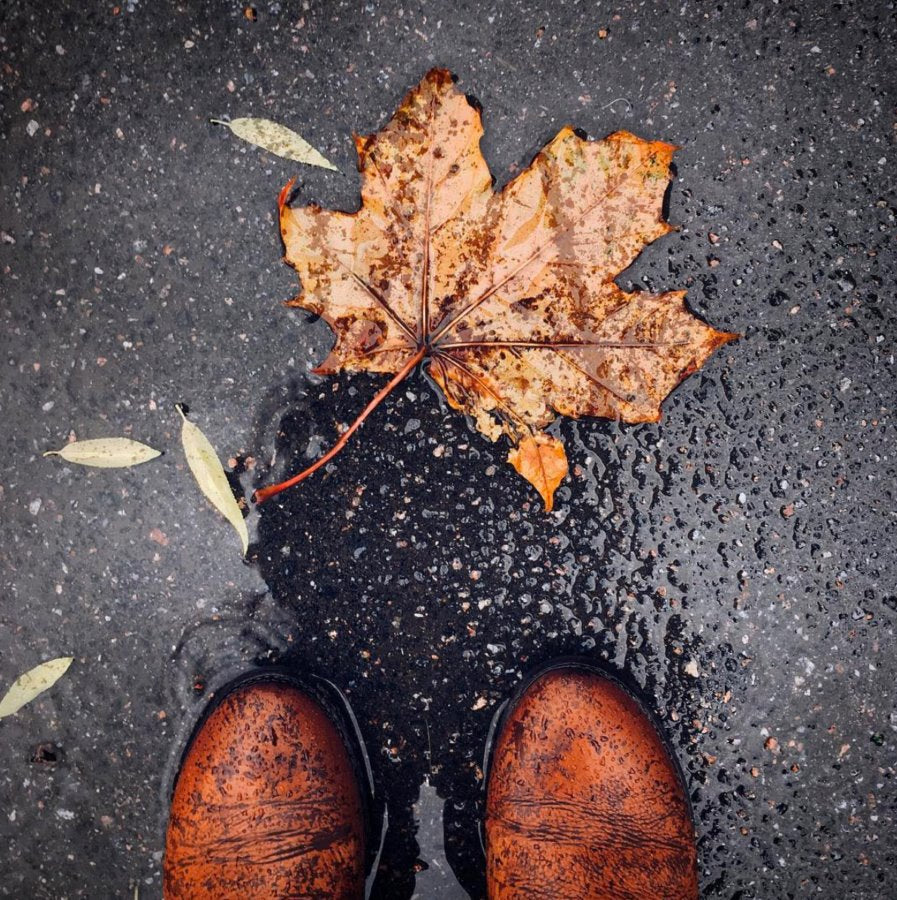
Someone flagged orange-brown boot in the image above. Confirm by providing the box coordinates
[485,662,698,899]
[164,670,378,899]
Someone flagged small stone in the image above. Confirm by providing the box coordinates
[781,503,795,518]
[764,736,779,752]
[26,119,40,137]
[149,528,169,547]
[836,273,856,293]
[471,696,488,710]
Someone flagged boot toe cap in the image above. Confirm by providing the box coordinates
[486,668,698,899]
[164,681,365,899]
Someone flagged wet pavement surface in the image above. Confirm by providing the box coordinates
[2,1,895,897]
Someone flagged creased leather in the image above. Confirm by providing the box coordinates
[485,670,698,899]
[164,683,365,899]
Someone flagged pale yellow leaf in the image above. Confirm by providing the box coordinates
[0,656,73,719]
[177,405,248,556]
[44,437,161,468]
[211,117,337,171]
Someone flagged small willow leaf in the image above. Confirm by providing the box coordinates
[177,405,248,556]
[211,117,338,171]
[43,437,162,468]
[0,657,73,719]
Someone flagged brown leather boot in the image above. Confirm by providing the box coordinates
[485,663,698,899]
[164,671,376,899]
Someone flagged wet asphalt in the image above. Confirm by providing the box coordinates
[1,1,895,897]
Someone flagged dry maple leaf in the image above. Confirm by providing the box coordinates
[255,68,737,510]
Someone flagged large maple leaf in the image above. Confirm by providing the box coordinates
[255,69,736,510]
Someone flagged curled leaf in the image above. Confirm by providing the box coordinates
[210,116,337,170]
[507,434,569,512]
[44,437,161,468]
[177,405,248,556]
[0,657,73,719]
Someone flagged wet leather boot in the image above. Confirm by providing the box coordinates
[485,663,698,899]
[164,671,373,899]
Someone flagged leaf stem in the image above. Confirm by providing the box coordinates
[253,345,427,505]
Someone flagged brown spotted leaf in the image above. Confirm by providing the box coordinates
[263,68,737,509]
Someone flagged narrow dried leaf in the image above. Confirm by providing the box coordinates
[507,434,569,512]
[43,437,161,468]
[211,116,337,170]
[177,405,248,556]
[0,657,73,719]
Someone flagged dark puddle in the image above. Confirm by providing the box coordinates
[166,368,748,898]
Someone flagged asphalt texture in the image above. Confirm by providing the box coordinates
[1,1,895,897]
